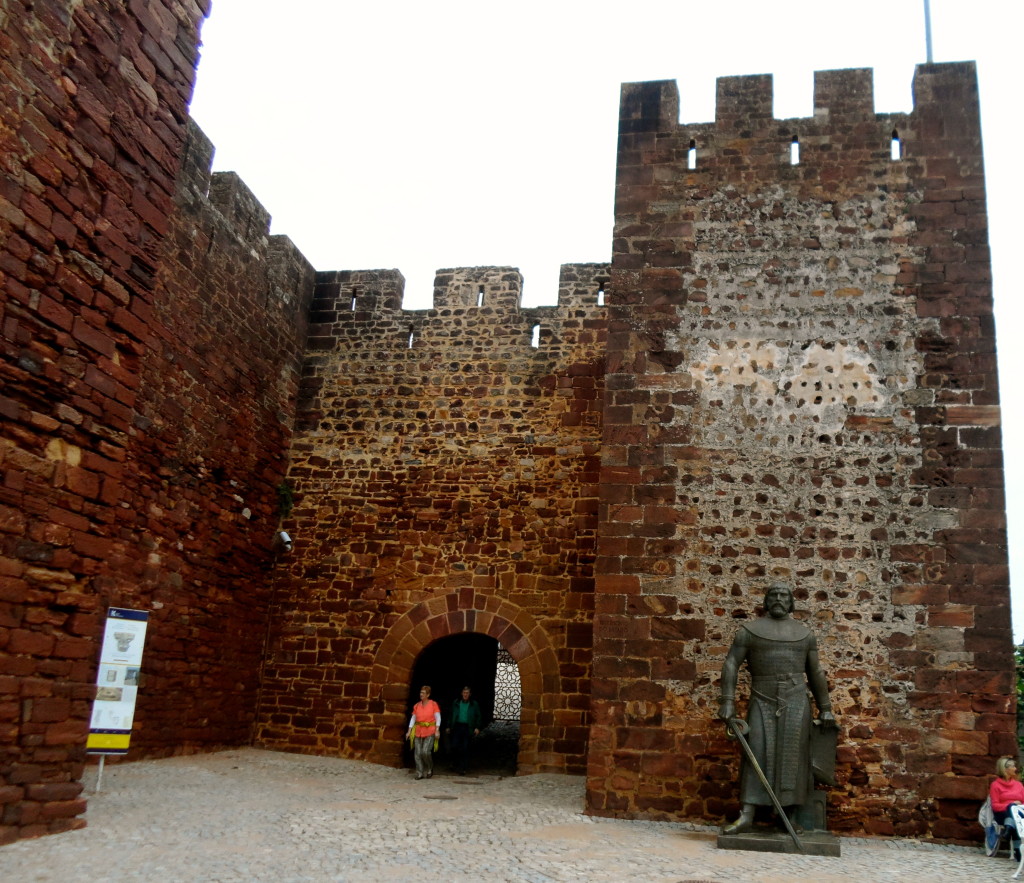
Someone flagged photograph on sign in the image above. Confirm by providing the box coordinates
[90,679,139,723]
[99,618,146,666]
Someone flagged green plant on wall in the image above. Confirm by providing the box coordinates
[276,481,294,521]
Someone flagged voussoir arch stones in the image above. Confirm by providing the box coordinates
[367,591,560,773]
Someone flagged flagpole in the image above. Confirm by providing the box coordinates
[923,0,934,63]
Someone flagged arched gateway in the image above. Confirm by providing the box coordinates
[365,591,561,774]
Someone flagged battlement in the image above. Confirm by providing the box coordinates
[619,62,981,174]
[310,264,610,319]
[180,120,271,241]
[297,262,609,433]
[2,0,1005,848]
[599,58,1001,838]
[175,119,314,324]
[432,266,523,310]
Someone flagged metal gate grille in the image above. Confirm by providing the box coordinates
[492,643,522,721]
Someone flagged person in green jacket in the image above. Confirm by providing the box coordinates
[447,685,482,775]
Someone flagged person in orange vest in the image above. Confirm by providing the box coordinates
[407,685,441,780]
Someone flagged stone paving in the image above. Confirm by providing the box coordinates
[0,748,1011,882]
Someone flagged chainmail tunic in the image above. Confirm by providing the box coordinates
[735,625,817,807]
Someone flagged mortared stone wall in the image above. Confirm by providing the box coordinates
[586,63,1010,841]
[256,265,607,775]
[0,0,211,840]
[0,0,313,841]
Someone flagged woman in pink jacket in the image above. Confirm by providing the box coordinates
[991,755,1024,860]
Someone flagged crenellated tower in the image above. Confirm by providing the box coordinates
[589,62,1007,840]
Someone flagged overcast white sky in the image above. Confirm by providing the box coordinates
[189,0,1024,639]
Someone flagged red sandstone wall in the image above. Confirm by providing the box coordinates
[257,266,607,774]
[102,121,315,755]
[0,0,210,840]
[587,63,1011,841]
[0,0,315,842]
[1,0,1008,850]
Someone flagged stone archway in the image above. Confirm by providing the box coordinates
[366,590,560,774]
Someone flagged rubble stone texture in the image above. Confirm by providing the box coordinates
[586,66,1010,839]
[0,0,1011,845]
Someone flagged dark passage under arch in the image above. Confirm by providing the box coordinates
[405,632,520,775]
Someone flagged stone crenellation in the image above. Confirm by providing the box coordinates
[0,0,312,836]
[108,117,315,762]
[0,0,1011,847]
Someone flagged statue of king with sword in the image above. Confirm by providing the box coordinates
[718,582,838,848]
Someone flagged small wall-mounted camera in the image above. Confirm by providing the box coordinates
[275,530,293,553]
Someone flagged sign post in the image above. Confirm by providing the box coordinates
[87,608,149,790]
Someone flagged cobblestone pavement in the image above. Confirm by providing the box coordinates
[0,748,1011,882]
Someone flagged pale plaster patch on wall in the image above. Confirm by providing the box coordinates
[674,186,926,441]
[783,342,889,434]
[687,338,782,396]
[688,339,910,435]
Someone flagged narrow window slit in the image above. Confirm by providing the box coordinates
[530,324,540,348]
[476,286,485,307]
[407,326,415,348]
[890,130,902,161]
[687,139,697,170]
[596,281,606,306]
[790,136,800,165]
[350,287,359,310]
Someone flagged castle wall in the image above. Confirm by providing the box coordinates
[257,266,607,774]
[107,121,315,756]
[0,0,210,840]
[0,1,314,842]
[587,64,1010,840]
[0,0,1009,849]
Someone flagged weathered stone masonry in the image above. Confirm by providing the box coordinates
[1,0,210,840]
[587,64,1009,840]
[1,0,311,841]
[0,0,1011,848]
[257,265,607,775]
[120,121,314,758]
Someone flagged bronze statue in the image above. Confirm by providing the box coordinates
[718,582,837,835]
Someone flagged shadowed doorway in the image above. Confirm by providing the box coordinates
[405,633,521,775]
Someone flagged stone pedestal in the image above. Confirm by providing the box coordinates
[716,829,841,857]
